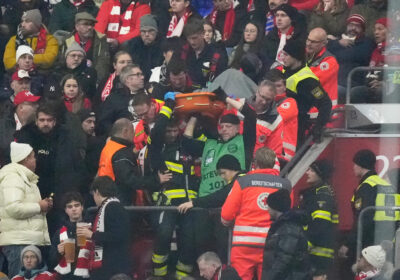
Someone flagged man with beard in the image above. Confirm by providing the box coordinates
[351,0,388,38]
[59,12,110,82]
[3,9,59,71]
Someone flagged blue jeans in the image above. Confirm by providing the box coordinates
[2,245,25,278]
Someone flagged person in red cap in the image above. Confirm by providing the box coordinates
[350,0,387,38]
[327,13,375,102]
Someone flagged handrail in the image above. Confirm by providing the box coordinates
[280,135,313,177]
[346,66,400,105]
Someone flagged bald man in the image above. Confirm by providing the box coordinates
[306,28,339,117]
[98,118,171,205]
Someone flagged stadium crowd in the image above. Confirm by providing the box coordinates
[0,0,399,279]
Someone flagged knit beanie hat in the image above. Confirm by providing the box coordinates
[216,155,241,171]
[219,114,240,125]
[310,159,333,182]
[140,14,158,32]
[10,142,33,163]
[20,245,42,265]
[16,45,34,62]
[347,14,366,30]
[376,17,390,29]
[21,9,42,27]
[77,108,95,123]
[353,149,376,170]
[283,39,306,62]
[267,189,291,213]
[362,245,386,269]
[275,4,298,22]
[65,41,86,58]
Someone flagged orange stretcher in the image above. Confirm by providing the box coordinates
[174,92,226,118]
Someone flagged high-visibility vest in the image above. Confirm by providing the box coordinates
[285,66,319,94]
[98,139,127,180]
[277,97,298,161]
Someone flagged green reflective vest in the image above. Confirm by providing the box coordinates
[199,135,245,197]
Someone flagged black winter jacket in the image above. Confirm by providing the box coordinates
[261,210,312,280]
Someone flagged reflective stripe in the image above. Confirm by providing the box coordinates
[309,245,334,259]
[152,253,168,264]
[311,210,332,222]
[160,106,172,118]
[232,236,266,244]
[154,265,168,276]
[233,225,269,234]
[283,142,296,152]
[176,261,193,273]
[332,214,339,224]
[257,115,282,131]
[175,270,189,279]
[165,161,195,175]
[196,134,207,142]
[164,189,197,199]
[284,154,293,160]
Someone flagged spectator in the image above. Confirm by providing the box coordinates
[261,4,307,68]
[206,0,248,47]
[49,0,99,34]
[0,46,45,98]
[248,80,283,159]
[281,39,332,145]
[299,160,338,279]
[308,0,350,39]
[3,9,59,71]
[96,64,145,136]
[1,70,31,104]
[350,18,390,103]
[229,21,264,69]
[261,189,311,280]
[121,14,164,81]
[150,58,195,101]
[99,50,133,103]
[350,0,387,38]
[327,14,375,100]
[12,245,56,280]
[0,142,52,278]
[95,0,151,49]
[181,18,228,89]
[354,244,388,280]
[197,251,241,280]
[265,69,298,163]
[149,37,183,85]
[203,19,222,45]
[61,74,92,113]
[306,28,339,110]
[45,42,97,101]
[0,91,40,165]
[97,118,169,205]
[59,12,110,83]
[77,176,131,280]
[2,0,51,35]
[52,192,90,279]
[166,0,201,38]
[221,147,292,280]
[264,0,288,35]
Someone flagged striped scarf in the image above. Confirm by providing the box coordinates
[210,5,235,42]
[265,11,274,35]
[54,226,91,278]
[106,1,136,39]
[167,10,191,38]
[101,72,116,101]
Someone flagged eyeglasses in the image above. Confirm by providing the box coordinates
[129,72,144,78]
[306,38,325,44]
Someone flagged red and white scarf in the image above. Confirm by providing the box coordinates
[35,26,48,54]
[355,269,380,280]
[70,0,86,6]
[275,26,294,64]
[210,5,235,41]
[74,33,93,53]
[101,72,117,101]
[54,226,91,278]
[90,197,120,270]
[106,1,136,39]
[167,9,191,38]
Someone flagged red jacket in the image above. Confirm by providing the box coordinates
[290,0,319,11]
[221,168,292,248]
[12,271,57,280]
[95,0,150,44]
[276,96,298,161]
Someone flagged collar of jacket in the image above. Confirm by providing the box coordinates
[359,170,377,185]
[247,168,280,176]
[283,63,306,77]
[110,136,134,148]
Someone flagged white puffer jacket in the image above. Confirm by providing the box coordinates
[0,163,50,246]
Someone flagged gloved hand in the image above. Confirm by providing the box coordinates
[164,91,177,101]
[213,87,228,102]
[311,125,324,143]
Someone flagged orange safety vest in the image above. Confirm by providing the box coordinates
[277,96,298,161]
[98,139,127,181]
[221,168,292,247]
[133,99,164,151]
[308,48,339,119]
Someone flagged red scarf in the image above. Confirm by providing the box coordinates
[35,26,48,54]
[167,9,191,38]
[106,1,136,39]
[74,33,93,53]
[210,6,235,41]
[101,72,116,101]
[54,226,91,278]
[369,41,386,67]
[277,26,294,38]
[70,0,86,6]
[247,0,254,12]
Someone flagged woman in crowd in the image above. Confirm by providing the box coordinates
[62,74,91,113]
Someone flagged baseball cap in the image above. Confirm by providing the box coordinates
[12,70,31,81]
[14,91,41,106]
